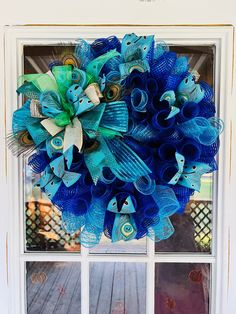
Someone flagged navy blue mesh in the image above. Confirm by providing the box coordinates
[145,77,159,95]
[145,39,155,63]
[28,150,49,173]
[180,139,201,161]
[178,102,200,122]
[198,100,216,118]
[200,81,213,102]
[104,210,115,239]
[157,128,184,144]
[200,139,219,157]
[163,74,184,91]
[125,70,148,89]
[150,52,177,80]
[91,36,121,57]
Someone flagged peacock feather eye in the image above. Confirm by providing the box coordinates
[121,222,134,237]
[83,140,100,153]
[7,130,36,156]
[50,136,63,150]
[61,54,79,68]
[103,83,121,102]
[20,131,33,145]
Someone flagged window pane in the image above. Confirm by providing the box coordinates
[170,45,214,87]
[26,262,81,314]
[155,45,214,253]
[23,44,215,254]
[155,263,210,314]
[24,155,81,252]
[89,235,147,254]
[24,45,75,74]
[90,262,146,314]
[23,46,82,252]
[155,174,213,253]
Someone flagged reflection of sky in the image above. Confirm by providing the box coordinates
[90,234,147,254]
[24,157,42,201]
[192,174,213,201]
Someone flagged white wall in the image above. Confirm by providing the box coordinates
[0,1,236,313]
[0,0,236,25]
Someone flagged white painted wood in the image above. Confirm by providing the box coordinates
[2,25,234,314]
[0,0,236,26]
[81,243,89,314]
[19,252,216,263]
[146,238,155,314]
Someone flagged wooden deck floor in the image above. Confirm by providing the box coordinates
[26,261,146,314]
[26,262,81,314]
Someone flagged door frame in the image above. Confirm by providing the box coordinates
[3,25,234,314]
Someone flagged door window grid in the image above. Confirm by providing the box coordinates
[5,26,233,314]
[22,44,215,255]
[21,39,216,313]
[20,41,216,314]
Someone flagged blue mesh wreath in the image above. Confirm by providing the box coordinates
[9,33,223,247]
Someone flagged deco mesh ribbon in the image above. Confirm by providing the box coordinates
[8,33,224,247]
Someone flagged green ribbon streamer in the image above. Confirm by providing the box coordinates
[51,65,75,126]
[19,66,75,127]
[51,65,73,97]
[18,73,58,92]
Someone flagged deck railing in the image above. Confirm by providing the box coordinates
[25,199,212,252]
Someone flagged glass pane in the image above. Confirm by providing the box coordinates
[23,44,215,253]
[24,45,75,74]
[90,262,146,313]
[170,45,214,86]
[155,263,210,314]
[89,235,147,254]
[23,46,81,252]
[26,262,81,314]
[155,174,213,253]
[155,45,215,253]
[24,155,81,252]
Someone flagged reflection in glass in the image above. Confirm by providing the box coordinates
[89,234,147,254]
[26,262,81,314]
[155,263,210,314]
[170,45,214,87]
[23,44,215,254]
[155,174,213,253]
[90,262,146,314]
[24,156,81,252]
[154,45,215,254]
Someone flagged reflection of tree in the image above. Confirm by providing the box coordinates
[155,213,210,314]
[156,213,196,252]
[25,199,81,252]
[155,262,210,314]
[155,200,212,253]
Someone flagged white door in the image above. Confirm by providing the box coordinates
[2,25,235,314]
